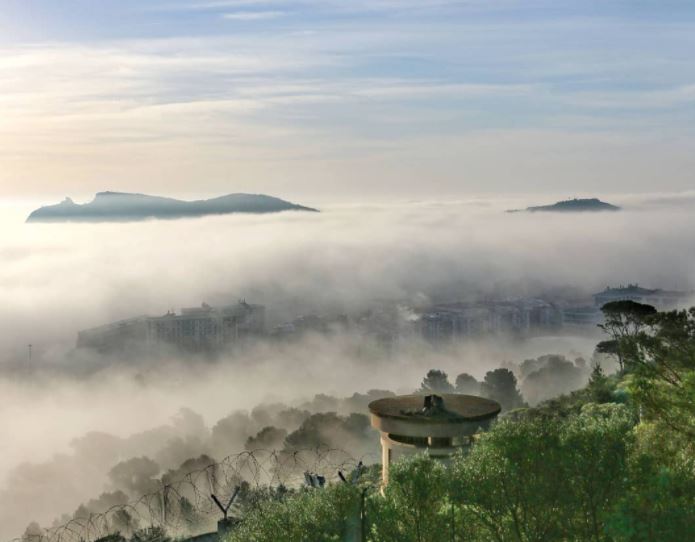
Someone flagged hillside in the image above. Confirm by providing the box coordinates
[26,192,319,222]
[510,197,621,213]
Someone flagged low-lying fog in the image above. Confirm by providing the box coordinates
[1,193,695,540]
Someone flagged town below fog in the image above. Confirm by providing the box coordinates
[76,284,692,355]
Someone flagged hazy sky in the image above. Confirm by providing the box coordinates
[1,1,695,200]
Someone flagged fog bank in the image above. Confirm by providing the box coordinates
[2,193,695,540]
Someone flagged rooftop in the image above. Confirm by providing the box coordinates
[594,284,687,297]
[369,394,501,424]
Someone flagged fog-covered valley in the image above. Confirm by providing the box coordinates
[2,194,695,540]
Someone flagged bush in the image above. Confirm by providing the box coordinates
[226,483,361,542]
[368,455,450,542]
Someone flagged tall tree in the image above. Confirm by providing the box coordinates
[587,362,614,403]
[419,369,454,394]
[598,300,656,371]
[480,368,525,411]
[455,373,480,395]
[625,308,695,438]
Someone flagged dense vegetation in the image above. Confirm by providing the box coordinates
[223,304,695,541]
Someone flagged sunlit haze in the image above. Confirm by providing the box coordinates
[1,1,695,199]
[2,3,695,542]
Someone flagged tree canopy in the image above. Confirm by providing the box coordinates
[221,306,695,542]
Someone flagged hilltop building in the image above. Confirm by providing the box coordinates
[593,284,690,309]
[77,301,264,353]
[560,284,691,327]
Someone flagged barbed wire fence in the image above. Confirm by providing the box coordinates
[10,447,379,542]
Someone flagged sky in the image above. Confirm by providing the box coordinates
[1,1,695,201]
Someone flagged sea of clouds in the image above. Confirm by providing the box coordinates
[1,193,695,539]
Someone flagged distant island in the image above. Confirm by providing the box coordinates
[508,198,621,213]
[26,192,319,223]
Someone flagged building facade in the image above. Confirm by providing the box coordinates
[418,299,561,342]
[77,301,265,353]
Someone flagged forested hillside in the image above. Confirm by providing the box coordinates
[225,303,695,541]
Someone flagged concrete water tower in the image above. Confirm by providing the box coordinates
[368,393,501,485]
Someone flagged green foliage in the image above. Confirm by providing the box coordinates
[449,405,631,542]
[598,300,656,370]
[587,362,615,404]
[595,339,619,357]
[451,416,568,542]
[178,496,205,531]
[368,455,451,542]
[226,483,361,542]
[245,426,288,450]
[284,412,374,453]
[480,368,525,411]
[222,405,655,542]
[108,457,160,495]
[607,430,695,542]
[235,481,293,515]
[223,306,695,541]
[520,355,588,405]
[454,372,479,394]
[130,526,170,542]
[419,369,454,393]
[562,403,633,541]
[624,308,695,438]
[600,300,657,320]
[109,510,139,539]
[94,534,126,542]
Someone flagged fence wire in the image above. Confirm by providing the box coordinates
[11,447,378,542]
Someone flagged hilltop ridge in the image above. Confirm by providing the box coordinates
[508,197,621,213]
[26,192,319,222]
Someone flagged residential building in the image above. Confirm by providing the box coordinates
[77,301,265,353]
[593,284,690,310]
[418,299,561,342]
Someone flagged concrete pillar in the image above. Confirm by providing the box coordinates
[380,435,391,486]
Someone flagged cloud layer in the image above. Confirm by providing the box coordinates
[1,194,694,538]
